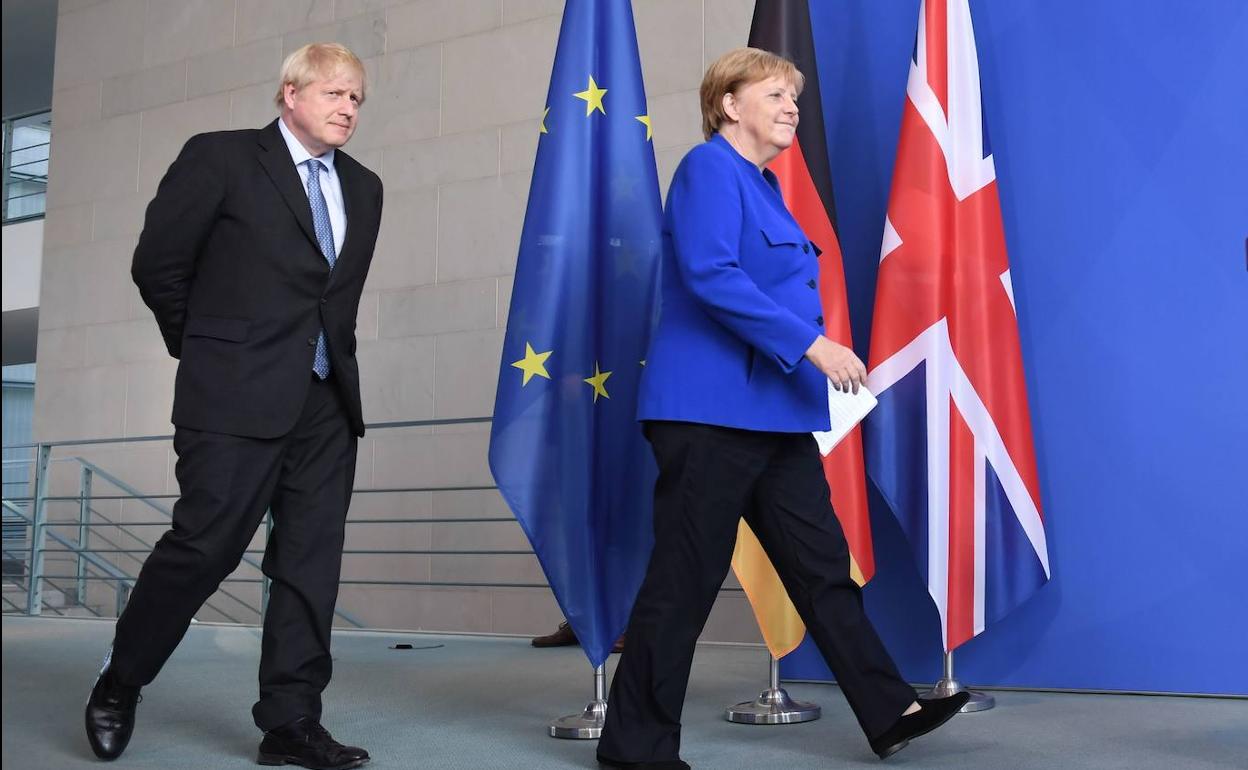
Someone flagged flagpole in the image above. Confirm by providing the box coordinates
[920,651,994,712]
[725,652,821,724]
[549,662,608,738]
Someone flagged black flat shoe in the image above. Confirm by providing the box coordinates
[868,692,970,759]
[257,716,369,770]
[84,665,142,760]
[597,755,691,769]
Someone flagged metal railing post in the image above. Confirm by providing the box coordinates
[25,444,52,615]
[260,510,272,622]
[76,466,93,606]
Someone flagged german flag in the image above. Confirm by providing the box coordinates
[731,0,876,659]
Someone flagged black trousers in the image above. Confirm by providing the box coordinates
[598,421,917,763]
[109,375,357,731]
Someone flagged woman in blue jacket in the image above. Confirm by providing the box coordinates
[596,49,969,769]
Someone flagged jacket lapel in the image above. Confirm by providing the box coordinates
[328,152,370,287]
[256,120,321,252]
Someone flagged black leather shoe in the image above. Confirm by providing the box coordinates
[597,755,690,769]
[531,621,579,647]
[84,665,141,760]
[257,717,369,770]
[868,692,970,759]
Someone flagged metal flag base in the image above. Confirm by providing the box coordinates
[549,663,608,739]
[725,654,821,725]
[919,651,995,713]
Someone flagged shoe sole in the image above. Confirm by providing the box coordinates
[256,753,368,770]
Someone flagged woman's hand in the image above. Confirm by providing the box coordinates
[804,336,867,394]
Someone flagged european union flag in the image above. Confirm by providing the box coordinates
[487,0,662,668]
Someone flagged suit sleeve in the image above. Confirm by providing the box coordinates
[667,149,819,373]
[131,133,226,358]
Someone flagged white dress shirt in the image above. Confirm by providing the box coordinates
[277,117,347,256]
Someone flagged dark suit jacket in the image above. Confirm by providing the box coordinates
[132,119,383,439]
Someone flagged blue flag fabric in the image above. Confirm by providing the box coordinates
[488,0,662,668]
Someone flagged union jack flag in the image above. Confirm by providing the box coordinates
[866,0,1050,651]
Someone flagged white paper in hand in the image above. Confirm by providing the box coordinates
[812,381,877,456]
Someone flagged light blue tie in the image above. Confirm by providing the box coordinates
[305,159,337,379]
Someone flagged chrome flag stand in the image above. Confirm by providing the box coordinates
[550,663,608,738]
[921,651,994,712]
[725,653,821,724]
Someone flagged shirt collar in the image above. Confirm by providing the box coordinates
[277,117,336,172]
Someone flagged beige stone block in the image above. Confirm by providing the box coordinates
[656,143,695,201]
[45,114,141,209]
[356,336,436,424]
[92,194,149,243]
[355,291,380,341]
[283,11,387,61]
[229,81,281,130]
[51,82,102,132]
[122,360,178,438]
[381,129,498,193]
[341,553,430,582]
[334,0,406,19]
[235,0,335,45]
[701,593,764,644]
[430,553,544,584]
[33,364,128,442]
[84,319,168,366]
[137,93,232,197]
[37,327,88,371]
[388,0,499,52]
[442,17,559,134]
[412,587,492,631]
[499,119,541,176]
[187,37,284,100]
[649,88,703,150]
[143,0,236,68]
[53,0,145,89]
[703,0,756,68]
[364,187,437,291]
[502,0,565,26]
[633,0,703,98]
[433,328,503,419]
[430,488,509,520]
[377,279,497,339]
[352,437,374,489]
[496,275,513,327]
[372,430,491,489]
[38,239,137,330]
[344,515,431,550]
[431,520,529,551]
[102,61,187,119]
[42,203,95,251]
[435,172,529,283]
[59,0,110,14]
[347,490,433,521]
[488,586,562,634]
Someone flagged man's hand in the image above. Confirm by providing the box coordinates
[804,335,867,394]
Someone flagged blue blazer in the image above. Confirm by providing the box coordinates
[638,134,830,433]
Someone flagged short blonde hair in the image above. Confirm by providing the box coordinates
[274,43,367,108]
[699,47,804,140]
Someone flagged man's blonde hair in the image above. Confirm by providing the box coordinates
[699,47,804,140]
[274,43,367,108]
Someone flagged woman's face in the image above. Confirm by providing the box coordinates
[724,75,800,157]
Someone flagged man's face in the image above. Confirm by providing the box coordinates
[282,68,363,156]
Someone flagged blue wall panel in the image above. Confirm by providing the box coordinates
[783,0,1248,695]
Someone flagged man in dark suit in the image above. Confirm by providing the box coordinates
[85,43,382,769]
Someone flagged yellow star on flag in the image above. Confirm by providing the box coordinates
[574,76,607,116]
[540,106,549,134]
[511,343,552,386]
[635,114,652,141]
[583,362,612,402]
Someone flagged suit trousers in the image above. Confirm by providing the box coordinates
[109,375,357,731]
[598,421,917,763]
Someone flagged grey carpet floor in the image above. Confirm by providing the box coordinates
[3,616,1245,769]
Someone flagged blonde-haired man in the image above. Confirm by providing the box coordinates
[86,44,381,769]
